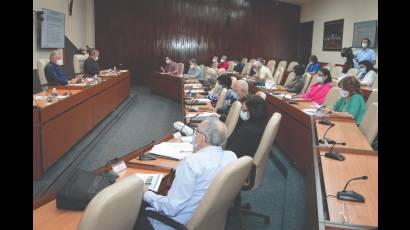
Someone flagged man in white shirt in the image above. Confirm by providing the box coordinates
[136,117,238,230]
[251,61,273,81]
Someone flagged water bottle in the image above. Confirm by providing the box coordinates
[51,88,58,102]
[113,66,117,75]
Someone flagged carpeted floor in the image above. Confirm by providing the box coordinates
[33,86,306,230]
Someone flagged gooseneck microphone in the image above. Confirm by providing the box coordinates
[318,111,334,126]
[324,142,346,161]
[319,123,336,145]
[337,176,368,202]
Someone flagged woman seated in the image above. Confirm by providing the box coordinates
[284,64,306,93]
[305,55,321,75]
[333,76,367,125]
[357,60,378,87]
[298,68,333,104]
[226,95,268,158]
[207,73,232,103]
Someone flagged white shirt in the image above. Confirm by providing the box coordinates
[143,145,237,230]
[256,65,273,80]
[357,70,377,87]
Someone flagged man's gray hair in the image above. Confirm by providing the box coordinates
[200,117,228,146]
[252,61,262,68]
[49,51,58,59]
[235,79,249,92]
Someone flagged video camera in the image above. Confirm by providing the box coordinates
[340,47,354,73]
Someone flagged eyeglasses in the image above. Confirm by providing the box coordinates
[339,202,349,224]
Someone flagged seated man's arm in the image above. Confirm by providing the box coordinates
[52,66,69,85]
[144,159,196,216]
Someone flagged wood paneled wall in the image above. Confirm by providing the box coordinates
[95,0,300,85]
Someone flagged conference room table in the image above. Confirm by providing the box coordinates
[33,70,131,180]
[34,71,377,230]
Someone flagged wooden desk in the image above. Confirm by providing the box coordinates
[149,71,184,101]
[33,72,131,180]
[319,150,378,228]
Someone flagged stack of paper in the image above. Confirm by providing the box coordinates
[134,173,164,192]
[34,95,48,100]
[149,142,193,160]
[67,83,86,87]
[185,112,217,118]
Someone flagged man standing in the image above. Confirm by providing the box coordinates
[45,51,82,85]
[354,37,376,69]
[83,49,100,76]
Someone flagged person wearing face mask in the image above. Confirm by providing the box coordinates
[298,68,333,104]
[187,58,205,82]
[233,58,245,73]
[353,37,376,69]
[44,51,82,85]
[217,79,249,122]
[356,60,378,87]
[217,55,229,70]
[210,56,219,68]
[226,95,268,158]
[135,117,237,230]
[83,49,101,76]
[160,57,178,74]
[305,55,321,75]
[333,76,367,124]
[284,64,306,93]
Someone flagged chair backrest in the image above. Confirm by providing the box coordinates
[227,61,235,72]
[266,60,276,73]
[284,71,295,86]
[249,59,256,64]
[366,89,378,107]
[225,101,241,138]
[215,88,227,110]
[277,61,287,71]
[301,73,312,94]
[187,156,253,230]
[231,76,237,88]
[177,63,185,75]
[37,58,50,91]
[73,54,88,74]
[255,91,266,100]
[323,63,334,73]
[273,66,285,84]
[251,113,282,190]
[78,176,144,230]
[359,103,378,145]
[346,68,359,77]
[241,62,252,75]
[286,61,298,72]
[241,58,248,64]
[369,73,378,88]
[332,66,343,79]
[332,79,339,87]
[372,76,378,89]
[306,74,317,91]
[323,87,341,107]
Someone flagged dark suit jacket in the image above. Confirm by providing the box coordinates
[84,57,100,76]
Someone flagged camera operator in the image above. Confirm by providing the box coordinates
[353,37,376,69]
[341,47,354,74]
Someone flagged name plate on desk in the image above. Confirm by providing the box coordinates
[111,160,127,174]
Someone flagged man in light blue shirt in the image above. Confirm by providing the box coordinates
[354,37,376,69]
[187,58,205,82]
[141,117,237,230]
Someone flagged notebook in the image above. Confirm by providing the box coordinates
[134,173,164,192]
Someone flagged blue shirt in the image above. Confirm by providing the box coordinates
[187,66,205,81]
[354,48,376,69]
[143,146,237,230]
[306,63,321,74]
[44,62,70,85]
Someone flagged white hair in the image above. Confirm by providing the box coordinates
[200,117,228,146]
[252,61,262,68]
[235,79,249,92]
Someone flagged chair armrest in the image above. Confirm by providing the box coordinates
[242,164,256,191]
[143,210,188,230]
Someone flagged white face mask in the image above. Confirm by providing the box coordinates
[220,59,224,62]
[240,111,249,121]
[213,58,217,62]
[315,76,324,83]
[360,67,366,73]
[94,56,99,61]
[166,60,170,64]
[56,59,63,66]
[340,90,349,98]
[362,42,368,49]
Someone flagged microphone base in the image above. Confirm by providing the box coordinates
[319,120,333,126]
[319,138,336,145]
[337,191,365,203]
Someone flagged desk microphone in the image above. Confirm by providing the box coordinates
[324,142,346,161]
[319,123,336,145]
[174,121,194,136]
[318,111,334,126]
[337,176,368,202]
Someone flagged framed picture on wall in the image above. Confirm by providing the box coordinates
[323,19,344,51]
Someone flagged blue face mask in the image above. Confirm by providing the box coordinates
[240,111,249,121]
[231,91,240,100]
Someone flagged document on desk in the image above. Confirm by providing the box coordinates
[302,109,327,117]
[33,95,48,100]
[67,83,87,87]
[185,112,218,118]
[134,173,164,192]
[184,89,205,93]
[149,142,193,160]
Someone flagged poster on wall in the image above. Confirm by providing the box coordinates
[323,19,344,51]
[352,20,377,48]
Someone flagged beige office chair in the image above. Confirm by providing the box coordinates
[241,62,252,75]
[255,91,266,100]
[323,63,334,73]
[323,87,341,107]
[214,88,227,110]
[177,63,185,75]
[249,59,256,64]
[332,79,339,87]
[347,68,359,77]
[277,60,287,72]
[144,156,253,230]
[227,61,235,72]
[236,113,282,227]
[231,76,237,88]
[284,71,295,86]
[286,61,298,72]
[331,66,343,79]
[273,66,285,84]
[372,76,378,89]
[359,103,378,145]
[301,73,312,94]
[73,54,88,74]
[366,89,378,107]
[37,58,50,91]
[266,60,276,74]
[225,101,241,137]
[78,176,144,230]
[305,74,317,92]
[369,74,378,88]
[241,58,248,64]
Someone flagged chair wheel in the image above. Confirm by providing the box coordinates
[264,217,270,224]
